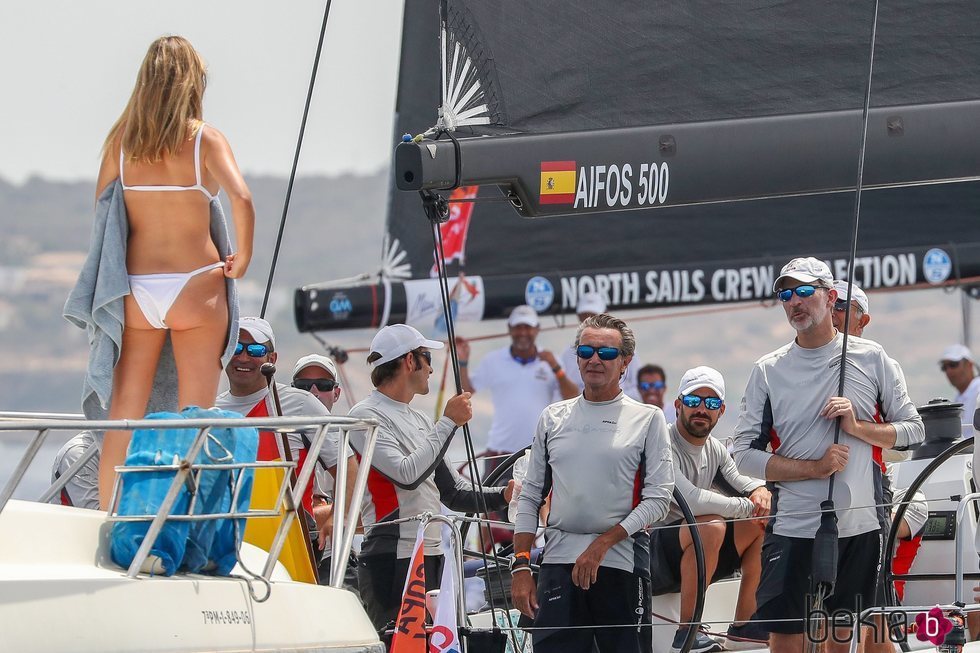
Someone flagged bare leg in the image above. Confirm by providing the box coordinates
[678,515,726,629]
[166,267,228,409]
[732,520,765,624]
[829,626,871,653]
[770,632,804,653]
[100,296,168,509]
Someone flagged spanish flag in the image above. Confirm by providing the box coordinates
[539,160,576,205]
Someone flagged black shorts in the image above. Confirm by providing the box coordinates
[649,519,741,595]
[357,553,443,634]
[532,563,652,653]
[755,530,882,635]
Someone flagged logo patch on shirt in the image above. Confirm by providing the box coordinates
[602,420,617,425]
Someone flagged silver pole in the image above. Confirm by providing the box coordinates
[954,492,980,604]
[330,426,350,587]
[261,424,331,579]
[334,425,379,588]
[0,429,49,514]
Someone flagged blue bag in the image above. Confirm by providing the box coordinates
[109,408,258,576]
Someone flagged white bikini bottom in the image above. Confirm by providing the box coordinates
[128,262,224,329]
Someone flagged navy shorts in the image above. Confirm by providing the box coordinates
[532,563,652,653]
[755,530,882,635]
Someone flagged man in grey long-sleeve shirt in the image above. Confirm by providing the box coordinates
[652,366,770,653]
[732,257,924,653]
[512,313,673,653]
[347,324,512,633]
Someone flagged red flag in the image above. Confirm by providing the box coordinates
[431,185,479,276]
[391,527,427,653]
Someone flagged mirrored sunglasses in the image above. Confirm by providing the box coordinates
[235,342,270,357]
[292,378,338,392]
[681,394,724,410]
[776,285,820,302]
[638,380,665,391]
[576,345,621,361]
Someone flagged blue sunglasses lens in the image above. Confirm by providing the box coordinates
[639,381,665,391]
[235,342,269,357]
[681,394,723,410]
[777,285,818,302]
[576,345,621,360]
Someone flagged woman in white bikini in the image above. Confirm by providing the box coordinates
[94,35,254,508]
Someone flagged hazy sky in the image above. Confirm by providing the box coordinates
[0,0,406,183]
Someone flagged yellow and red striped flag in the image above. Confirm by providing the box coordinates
[539,160,576,205]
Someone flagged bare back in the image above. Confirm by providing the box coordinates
[118,127,220,274]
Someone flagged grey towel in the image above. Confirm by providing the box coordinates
[64,180,240,420]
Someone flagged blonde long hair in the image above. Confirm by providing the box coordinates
[103,35,207,163]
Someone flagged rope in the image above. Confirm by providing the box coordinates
[259,0,333,318]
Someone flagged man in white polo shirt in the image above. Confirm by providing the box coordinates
[457,305,579,476]
[939,343,980,436]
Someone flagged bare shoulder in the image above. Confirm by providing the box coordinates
[200,123,233,151]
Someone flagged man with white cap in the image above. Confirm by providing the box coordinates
[558,292,641,400]
[939,343,980,436]
[732,257,923,653]
[653,366,770,653]
[456,304,579,476]
[348,324,513,632]
[215,317,357,575]
[292,353,342,412]
[290,352,356,587]
[831,280,871,336]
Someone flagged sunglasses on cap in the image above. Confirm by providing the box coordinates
[680,394,724,410]
[235,342,270,357]
[292,378,338,392]
[776,285,823,302]
[639,380,665,392]
[576,345,621,361]
[940,360,963,372]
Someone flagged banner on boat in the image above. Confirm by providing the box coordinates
[296,245,975,332]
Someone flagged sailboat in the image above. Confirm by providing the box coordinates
[294,1,980,652]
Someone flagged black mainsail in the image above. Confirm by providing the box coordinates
[295,0,980,333]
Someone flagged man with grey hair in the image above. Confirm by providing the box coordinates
[512,313,673,653]
[558,292,641,400]
[733,257,923,653]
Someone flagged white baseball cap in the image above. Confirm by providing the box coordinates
[833,280,869,313]
[678,366,726,401]
[576,292,607,316]
[292,354,338,380]
[369,324,444,368]
[773,257,834,292]
[508,305,540,328]
[239,316,275,348]
[940,344,973,363]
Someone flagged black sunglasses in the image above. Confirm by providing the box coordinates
[293,378,338,392]
[415,350,432,365]
[576,345,621,361]
[681,394,724,410]
[235,342,270,357]
[940,360,963,372]
[833,299,862,314]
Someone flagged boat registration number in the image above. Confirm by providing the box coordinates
[201,609,252,626]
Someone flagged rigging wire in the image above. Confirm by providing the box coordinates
[810,1,881,647]
[259,0,334,319]
[430,214,521,651]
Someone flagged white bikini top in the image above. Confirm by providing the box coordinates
[119,125,217,201]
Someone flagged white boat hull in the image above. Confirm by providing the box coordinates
[0,500,383,653]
